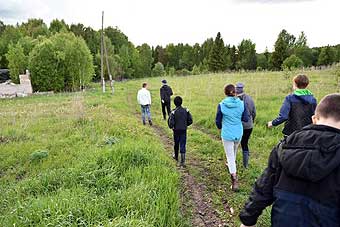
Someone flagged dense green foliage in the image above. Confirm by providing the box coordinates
[282,54,303,70]
[5,43,27,83]
[0,19,340,86]
[29,33,94,91]
[208,32,227,72]
[152,62,165,77]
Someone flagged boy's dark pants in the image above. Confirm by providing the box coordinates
[161,101,171,119]
[173,131,186,164]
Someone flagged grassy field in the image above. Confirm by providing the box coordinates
[0,69,338,226]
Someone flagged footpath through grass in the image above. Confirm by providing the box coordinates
[122,69,338,226]
[0,88,184,226]
[1,69,338,226]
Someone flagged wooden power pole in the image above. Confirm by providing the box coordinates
[101,11,105,93]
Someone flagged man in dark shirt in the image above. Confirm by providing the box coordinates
[160,79,173,120]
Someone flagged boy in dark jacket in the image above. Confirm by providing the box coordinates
[168,96,193,167]
[268,74,317,136]
[239,93,340,227]
[160,79,173,120]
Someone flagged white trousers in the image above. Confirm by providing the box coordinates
[222,139,240,174]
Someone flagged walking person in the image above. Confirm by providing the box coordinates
[168,96,193,167]
[267,74,317,136]
[137,82,152,126]
[215,84,249,191]
[236,82,256,168]
[239,94,340,227]
[160,79,173,120]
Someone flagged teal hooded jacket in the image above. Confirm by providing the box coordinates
[215,96,248,141]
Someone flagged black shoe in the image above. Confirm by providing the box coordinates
[142,120,146,125]
[180,153,186,167]
[172,153,178,161]
[149,120,153,126]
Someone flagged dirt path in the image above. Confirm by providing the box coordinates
[127,90,229,226]
[152,124,227,227]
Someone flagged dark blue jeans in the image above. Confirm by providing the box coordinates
[173,131,187,160]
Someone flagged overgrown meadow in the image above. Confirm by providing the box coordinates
[0,69,338,226]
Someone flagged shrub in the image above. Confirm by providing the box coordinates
[152,62,165,77]
[176,68,191,76]
[30,150,49,162]
[282,55,303,70]
[29,32,94,92]
[6,43,27,83]
[191,64,200,75]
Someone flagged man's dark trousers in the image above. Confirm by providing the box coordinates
[162,101,171,120]
[173,131,186,161]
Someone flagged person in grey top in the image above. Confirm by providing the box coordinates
[236,82,256,168]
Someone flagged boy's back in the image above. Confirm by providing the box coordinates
[274,93,316,135]
[240,93,340,227]
[168,106,193,132]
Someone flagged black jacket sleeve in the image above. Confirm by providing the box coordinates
[239,143,282,226]
[187,110,193,126]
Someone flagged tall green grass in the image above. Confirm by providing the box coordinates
[0,90,184,226]
[121,69,338,226]
[1,69,337,226]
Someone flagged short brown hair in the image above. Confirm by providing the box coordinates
[315,93,340,121]
[293,74,309,89]
[142,82,147,88]
[224,84,236,96]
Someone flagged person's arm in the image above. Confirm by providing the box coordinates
[187,109,193,126]
[160,88,163,102]
[148,91,151,105]
[250,97,256,121]
[168,112,175,129]
[239,144,281,226]
[169,87,173,96]
[241,101,250,122]
[271,96,291,126]
[215,104,222,129]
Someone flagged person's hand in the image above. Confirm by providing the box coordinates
[240,224,255,227]
[267,121,273,128]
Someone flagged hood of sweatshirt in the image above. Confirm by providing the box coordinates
[279,124,340,182]
[221,97,242,111]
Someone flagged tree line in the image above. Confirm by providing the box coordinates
[0,19,340,91]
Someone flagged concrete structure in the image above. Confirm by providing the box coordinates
[0,72,33,98]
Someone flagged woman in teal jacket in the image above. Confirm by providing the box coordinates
[216,84,248,191]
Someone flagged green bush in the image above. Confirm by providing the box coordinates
[30,150,49,162]
[282,54,303,70]
[152,62,165,77]
[6,43,27,83]
[29,32,94,92]
[191,64,200,75]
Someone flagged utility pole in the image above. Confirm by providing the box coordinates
[101,11,105,93]
[103,35,115,94]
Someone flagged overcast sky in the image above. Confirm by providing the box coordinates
[0,0,339,52]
